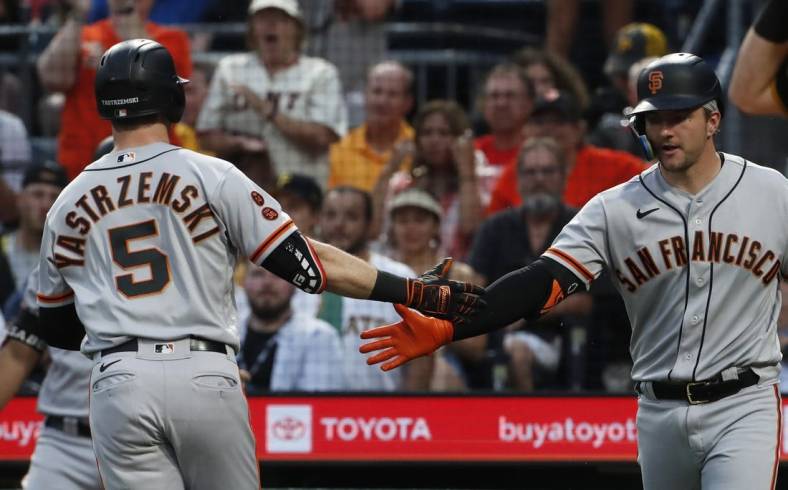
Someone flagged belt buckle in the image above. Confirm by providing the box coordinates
[685,382,710,405]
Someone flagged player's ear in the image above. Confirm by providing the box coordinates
[706,110,721,138]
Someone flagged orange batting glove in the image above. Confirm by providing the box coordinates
[359,304,454,371]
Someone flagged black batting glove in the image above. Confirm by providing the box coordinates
[404,258,487,325]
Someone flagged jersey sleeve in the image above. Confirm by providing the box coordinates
[542,194,610,289]
[210,165,297,265]
[36,223,75,308]
[305,63,348,138]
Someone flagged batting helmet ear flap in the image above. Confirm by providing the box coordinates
[627,114,655,161]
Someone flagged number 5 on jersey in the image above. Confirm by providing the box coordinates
[109,220,171,298]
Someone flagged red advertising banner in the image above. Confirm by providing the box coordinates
[253,396,639,462]
[0,395,784,463]
[0,398,43,461]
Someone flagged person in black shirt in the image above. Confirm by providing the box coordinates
[468,137,592,391]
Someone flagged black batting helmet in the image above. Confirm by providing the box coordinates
[629,53,723,132]
[95,39,188,123]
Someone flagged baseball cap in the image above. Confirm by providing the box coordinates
[531,90,582,122]
[388,188,442,220]
[22,161,68,189]
[275,173,322,210]
[248,0,302,21]
[604,23,668,77]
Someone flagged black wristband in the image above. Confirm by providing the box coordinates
[4,309,47,353]
[369,270,408,304]
[754,0,788,43]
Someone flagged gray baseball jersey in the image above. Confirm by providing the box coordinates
[35,141,303,489]
[544,153,784,489]
[544,153,786,383]
[37,142,296,354]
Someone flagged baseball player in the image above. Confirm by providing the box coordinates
[361,53,786,490]
[22,39,483,490]
[0,268,100,490]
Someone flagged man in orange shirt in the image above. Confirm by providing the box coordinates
[37,0,191,180]
[487,90,646,214]
[474,63,534,168]
[328,61,413,191]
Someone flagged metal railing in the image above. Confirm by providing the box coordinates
[0,20,533,135]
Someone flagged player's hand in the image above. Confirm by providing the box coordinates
[360,304,454,371]
[404,257,486,324]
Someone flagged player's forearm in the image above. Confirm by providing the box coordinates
[0,340,42,410]
[452,258,581,341]
[308,239,392,299]
[270,114,338,153]
[729,29,788,115]
[37,16,84,93]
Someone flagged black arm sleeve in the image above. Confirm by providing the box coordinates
[37,304,86,351]
[452,257,586,341]
[262,230,326,294]
[3,308,47,353]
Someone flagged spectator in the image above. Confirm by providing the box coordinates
[372,100,485,259]
[469,138,592,391]
[300,0,397,126]
[36,0,192,180]
[588,23,668,155]
[514,46,590,112]
[1,162,67,292]
[729,0,788,116]
[328,61,414,191]
[387,188,486,391]
[487,90,646,214]
[0,110,32,227]
[474,64,534,171]
[273,172,323,236]
[0,248,13,309]
[317,186,432,391]
[545,0,633,59]
[197,0,347,189]
[174,62,215,155]
[0,109,33,193]
[239,265,344,393]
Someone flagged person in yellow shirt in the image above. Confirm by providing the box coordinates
[328,61,414,191]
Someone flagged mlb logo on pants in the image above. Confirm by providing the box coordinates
[154,343,175,354]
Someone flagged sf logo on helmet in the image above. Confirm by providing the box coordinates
[648,71,664,95]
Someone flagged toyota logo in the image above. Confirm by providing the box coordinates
[272,416,306,441]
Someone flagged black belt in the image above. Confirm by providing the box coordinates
[45,416,91,438]
[101,337,228,357]
[642,368,759,405]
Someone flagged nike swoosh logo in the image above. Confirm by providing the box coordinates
[636,208,659,219]
[99,359,122,373]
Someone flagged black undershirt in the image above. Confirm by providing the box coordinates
[240,329,278,393]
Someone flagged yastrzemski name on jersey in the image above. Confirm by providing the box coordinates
[616,230,781,292]
[52,170,221,270]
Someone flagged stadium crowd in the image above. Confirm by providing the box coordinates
[0,0,785,399]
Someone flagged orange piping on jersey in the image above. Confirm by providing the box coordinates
[770,384,782,490]
[546,248,594,282]
[540,279,566,314]
[250,219,295,263]
[36,290,75,303]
